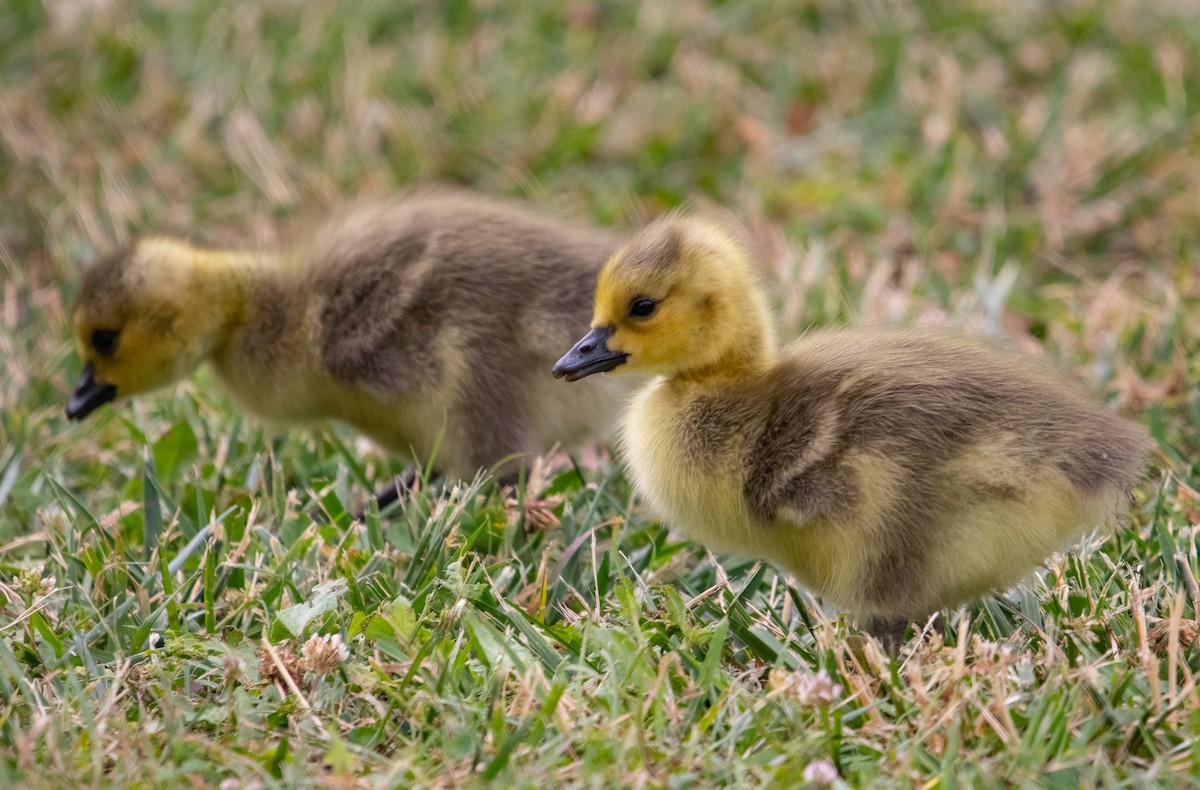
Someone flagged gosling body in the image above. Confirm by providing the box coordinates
[623,328,1146,624]
[70,190,631,480]
[555,217,1151,630]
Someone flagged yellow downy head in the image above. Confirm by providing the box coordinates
[553,215,777,383]
[68,237,251,419]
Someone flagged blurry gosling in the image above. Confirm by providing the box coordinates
[68,189,633,483]
[553,216,1152,639]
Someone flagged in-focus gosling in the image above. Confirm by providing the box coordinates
[554,215,1151,638]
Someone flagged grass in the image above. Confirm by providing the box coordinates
[2,0,1199,785]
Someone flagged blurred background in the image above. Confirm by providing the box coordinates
[4,0,1199,401]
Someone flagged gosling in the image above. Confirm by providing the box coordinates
[553,216,1152,639]
[68,189,632,485]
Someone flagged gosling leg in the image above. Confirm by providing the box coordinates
[864,614,944,651]
[864,618,913,651]
[358,466,422,520]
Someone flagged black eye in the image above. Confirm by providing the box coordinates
[629,298,657,318]
[91,329,119,356]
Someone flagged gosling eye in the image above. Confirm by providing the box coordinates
[91,329,120,356]
[628,298,657,319]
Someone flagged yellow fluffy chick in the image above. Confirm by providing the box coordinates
[68,189,632,482]
[553,216,1152,638]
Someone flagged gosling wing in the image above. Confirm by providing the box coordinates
[313,222,437,395]
[742,330,1149,529]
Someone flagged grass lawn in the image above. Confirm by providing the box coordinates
[2,0,1199,785]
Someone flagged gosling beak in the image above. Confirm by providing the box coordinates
[552,326,628,382]
[66,363,118,421]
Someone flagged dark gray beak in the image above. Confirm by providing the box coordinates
[552,326,628,382]
[66,363,117,421]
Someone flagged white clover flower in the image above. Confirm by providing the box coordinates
[299,633,349,675]
[12,565,53,605]
[223,653,248,685]
[802,758,839,787]
[769,668,844,708]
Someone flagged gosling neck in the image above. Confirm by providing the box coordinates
[670,292,779,387]
[190,248,271,309]
[201,250,283,361]
[144,238,279,357]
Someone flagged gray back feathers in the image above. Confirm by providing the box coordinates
[306,191,616,395]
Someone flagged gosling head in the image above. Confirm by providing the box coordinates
[68,237,236,420]
[553,216,776,382]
